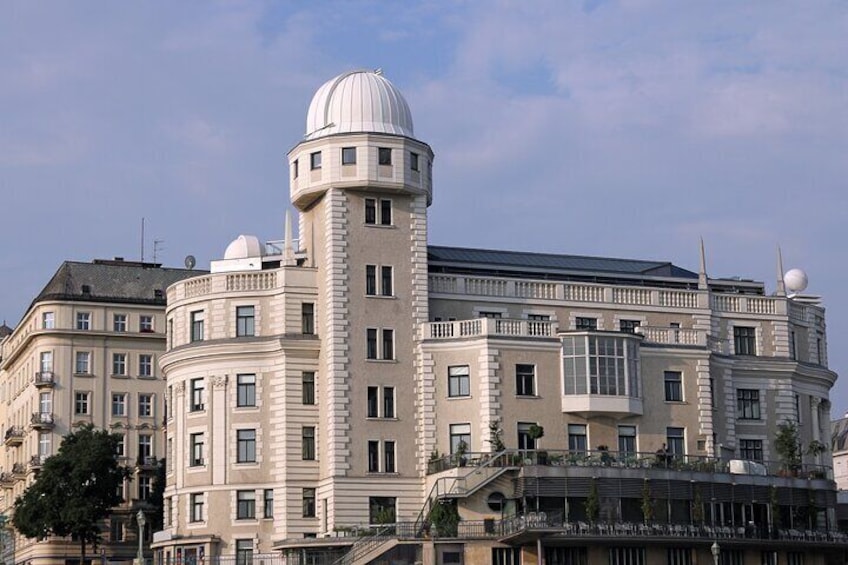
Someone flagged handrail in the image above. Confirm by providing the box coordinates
[331,525,394,565]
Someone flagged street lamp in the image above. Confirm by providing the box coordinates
[136,509,147,565]
[710,540,720,565]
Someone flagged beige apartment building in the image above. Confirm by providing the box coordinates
[0,259,198,565]
[147,70,846,565]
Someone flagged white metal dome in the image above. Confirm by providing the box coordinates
[304,69,414,140]
[224,235,262,260]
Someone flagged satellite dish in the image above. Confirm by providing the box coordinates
[184,255,196,270]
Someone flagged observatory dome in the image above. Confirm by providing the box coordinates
[304,70,414,141]
[224,235,262,260]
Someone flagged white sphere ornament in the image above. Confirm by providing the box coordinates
[784,268,809,294]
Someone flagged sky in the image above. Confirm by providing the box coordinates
[1,1,847,413]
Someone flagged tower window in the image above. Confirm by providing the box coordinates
[341,147,357,165]
[733,326,756,355]
[302,303,315,335]
[378,147,392,165]
[364,197,392,225]
[293,159,299,178]
[310,151,322,170]
[410,151,419,171]
[380,199,392,225]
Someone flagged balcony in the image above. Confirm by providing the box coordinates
[4,426,25,446]
[136,456,159,470]
[424,318,557,341]
[11,463,26,479]
[29,455,46,471]
[0,473,14,488]
[33,371,55,387]
[31,412,55,430]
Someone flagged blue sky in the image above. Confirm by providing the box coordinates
[2,1,847,414]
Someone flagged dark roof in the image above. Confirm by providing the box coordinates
[30,260,203,311]
[833,417,848,452]
[0,323,12,338]
[428,246,698,280]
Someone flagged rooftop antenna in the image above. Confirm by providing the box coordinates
[153,239,165,264]
[140,218,145,262]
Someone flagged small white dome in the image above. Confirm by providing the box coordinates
[224,235,262,260]
[784,268,809,294]
[305,70,414,140]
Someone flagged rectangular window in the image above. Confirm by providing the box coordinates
[302,372,315,405]
[478,311,502,319]
[138,433,153,463]
[190,493,204,522]
[263,489,274,519]
[237,429,256,463]
[310,151,322,170]
[138,354,152,377]
[382,329,394,360]
[75,392,90,415]
[761,551,778,565]
[664,371,683,402]
[787,552,805,565]
[302,426,316,460]
[384,441,396,473]
[517,422,537,450]
[666,548,691,565]
[619,319,640,333]
[378,147,392,166]
[568,424,587,455]
[293,159,298,178]
[365,198,377,224]
[575,317,598,330]
[302,303,314,335]
[380,199,392,225]
[110,518,124,542]
[237,374,256,407]
[236,306,255,337]
[367,386,379,418]
[515,364,535,396]
[40,351,53,373]
[190,378,205,411]
[115,434,125,458]
[492,548,522,565]
[618,425,637,456]
[190,433,204,466]
[369,497,396,524]
[236,540,254,565]
[75,352,91,374]
[410,151,419,171]
[449,423,471,454]
[139,476,152,501]
[112,353,127,376]
[666,427,685,457]
[367,328,378,359]
[190,311,205,342]
[341,147,357,165]
[114,314,127,332]
[737,389,761,420]
[739,439,763,462]
[366,265,377,295]
[381,266,393,296]
[112,393,127,417]
[448,365,470,397]
[383,386,395,418]
[368,440,380,472]
[76,312,91,330]
[302,488,316,517]
[237,490,256,519]
[42,312,55,329]
[139,315,154,332]
[733,326,756,355]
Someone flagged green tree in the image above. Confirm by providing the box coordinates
[774,420,802,474]
[147,458,167,532]
[12,425,129,564]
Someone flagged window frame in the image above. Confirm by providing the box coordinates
[341,146,357,165]
[378,147,392,166]
[737,389,761,420]
[76,312,91,330]
[190,433,204,467]
[301,303,315,335]
[449,423,471,455]
[112,353,127,376]
[111,393,127,417]
[190,378,205,412]
[448,365,470,398]
[42,311,55,329]
[113,314,127,332]
[236,490,256,520]
[263,489,274,519]
[237,374,257,407]
[190,493,204,523]
[302,372,315,405]
[75,351,91,374]
[310,151,322,170]
[575,317,598,331]
[138,354,153,377]
[139,315,154,333]
[515,364,536,396]
[302,488,316,518]
[190,310,205,342]
[74,391,91,415]
[236,306,255,337]
[410,151,419,171]
[237,429,257,463]
[664,371,683,402]
[302,426,316,461]
[739,438,764,462]
[733,326,757,356]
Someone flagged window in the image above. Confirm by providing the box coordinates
[138,476,152,501]
[737,389,761,420]
[479,311,502,319]
[39,430,52,458]
[740,439,763,462]
[236,306,255,337]
[302,488,316,517]
[139,315,154,332]
[733,326,756,355]
[76,312,91,330]
[190,493,204,522]
[368,440,380,472]
[75,351,91,374]
[341,147,356,165]
[366,265,377,296]
[382,329,394,360]
[114,314,127,332]
[380,199,392,225]
[369,497,396,524]
[492,548,521,565]
[619,319,640,333]
[264,489,274,519]
[190,378,205,411]
[384,441,396,473]
[575,317,597,330]
[365,198,377,224]
[237,429,256,463]
[139,354,152,377]
[236,540,254,565]
[40,351,53,373]
[515,364,535,396]
[562,334,641,398]
[293,159,298,178]
[237,374,256,407]
[667,548,692,565]
[664,371,683,402]
[367,386,379,418]
[42,311,55,329]
[383,386,395,418]
[138,433,153,460]
[367,328,378,359]
[449,423,471,454]
[237,490,256,519]
[378,147,392,165]
[609,548,645,565]
[761,552,778,565]
[190,311,204,342]
[568,424,587,455]
[410,151,419,171]
[310,151,322,170]
[112,353,127,376]
[302,303,314,335]
[75,392,91,415]
[302,427,315,460]
[364,197,392,225]
[112,393,127,416]
[517,422,537,450]
[302,372,315,405]
[448,366,470,397]
[666,427,685,457]
[381,266,393,296]
[115,434,125,458]
[720,550,744,565]
[190,433,204,466]
[110,518,124,542]
[618,425,637,456]
[787,552,805,565]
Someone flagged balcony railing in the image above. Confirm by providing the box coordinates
[426,449,832,480]
[33,371,55,387]
[29,455,46,470]
[31,412,55,429]
[11,463,26,478]
[425,318,556,340]
[3,426,25,446]
[136,456,159,469]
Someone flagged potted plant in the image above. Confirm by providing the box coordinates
[585,479,600,525]
[528,424,546,464]
[641,480,654,524]
[597,445,613,466]
[488,419,506,453]
[775,420,802,477]
[454,440,469,467]
[428,500,460,537]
